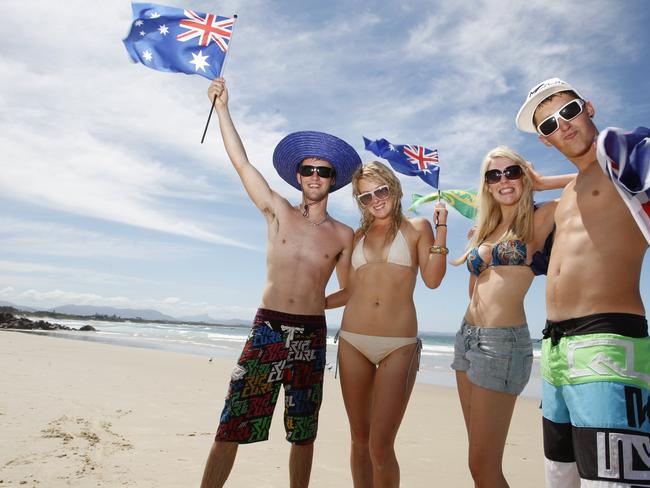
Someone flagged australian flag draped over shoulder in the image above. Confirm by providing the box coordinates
[364,137,440,189]
[596,126,650,244]
[123,3,235,80]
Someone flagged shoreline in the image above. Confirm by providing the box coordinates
[0,330,545,487]
[9,326,543,398]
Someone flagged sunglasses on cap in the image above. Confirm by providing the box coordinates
[484,165,524,185]
[299,165,335,178]
[357,185,390,206]
[536,99,586,137]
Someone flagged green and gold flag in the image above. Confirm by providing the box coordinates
[409,189,478,220]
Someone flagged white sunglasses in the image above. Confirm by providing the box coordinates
[357,185,390,206]
[536,99,586,136]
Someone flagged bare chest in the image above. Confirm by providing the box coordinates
[554,172,645,262]
[556,172,626,235]
[269,214,342,265]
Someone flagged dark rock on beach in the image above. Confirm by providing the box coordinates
[0,312,96,332]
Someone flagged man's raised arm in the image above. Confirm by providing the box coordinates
[208,77,277,212]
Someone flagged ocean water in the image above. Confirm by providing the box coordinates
[19,316,542,398]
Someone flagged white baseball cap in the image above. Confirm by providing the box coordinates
[515,78,583,133]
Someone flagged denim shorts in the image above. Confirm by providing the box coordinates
[451,319,533,395]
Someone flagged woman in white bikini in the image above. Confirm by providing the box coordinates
[327,161,447,488]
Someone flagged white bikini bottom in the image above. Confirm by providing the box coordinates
[337,330,420,365]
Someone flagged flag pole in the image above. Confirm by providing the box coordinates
[437,150,441,202]
[436,186,442,226]
[201,14,238,144]
[218,14,237,77]
[436,149,441,225]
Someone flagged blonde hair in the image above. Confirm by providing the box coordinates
[453,146,534,265]
[351,161,404,243]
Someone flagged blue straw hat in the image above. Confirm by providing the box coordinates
[273,131,362,192]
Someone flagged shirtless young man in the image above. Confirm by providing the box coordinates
[200,77,361,488]
[516,78,650,487]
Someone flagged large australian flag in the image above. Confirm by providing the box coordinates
[364,137,440,189]
[123,3,235,80]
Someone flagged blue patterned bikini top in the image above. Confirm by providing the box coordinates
[466,239,528,276]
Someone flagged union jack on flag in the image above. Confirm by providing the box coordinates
[177,10,234,51]
[596,126,650,244]
[403,145,439,173]
[364,137,440,189]
[123,3,236,80]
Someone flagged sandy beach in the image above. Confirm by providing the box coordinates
[0,330,544,487]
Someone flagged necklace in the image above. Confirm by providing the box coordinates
[305,214,329,226]
[297,205,329,227]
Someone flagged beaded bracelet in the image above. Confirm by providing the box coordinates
[435,223,447,229]
[429,245,449,255]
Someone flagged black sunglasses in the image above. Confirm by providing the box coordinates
[484,165,523,185]
[299,165,334,178]
[536,99,585,137]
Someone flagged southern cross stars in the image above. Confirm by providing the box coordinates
[158,24,169,35]
[142,50,153,62]
[189,50,210,72]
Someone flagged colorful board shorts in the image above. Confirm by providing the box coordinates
[451,319,533,395]
[215,308,326,444]
[542,313,650,487]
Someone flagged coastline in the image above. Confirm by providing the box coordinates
[0,330,544,487]
[8,315,543,398]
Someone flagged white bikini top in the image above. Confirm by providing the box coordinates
[351,229,412,270]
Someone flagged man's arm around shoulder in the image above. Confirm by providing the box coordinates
[332,220,354,289]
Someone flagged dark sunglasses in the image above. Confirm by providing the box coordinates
[484,165,524,185]
[299,165,334,178]
[357,185,390,206]
[536,99,585,137]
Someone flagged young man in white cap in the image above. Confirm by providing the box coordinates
[516,78,650,487]
[200,77,361,488]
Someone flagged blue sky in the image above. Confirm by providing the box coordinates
[1,0,649,335]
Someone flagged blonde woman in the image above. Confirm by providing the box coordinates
[452,146,573,487]
[327,161,447,488]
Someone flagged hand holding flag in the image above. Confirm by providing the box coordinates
[122,3,237,142]
[433,200,448,227]
[207,77,228,107]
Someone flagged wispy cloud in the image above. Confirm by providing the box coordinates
[0,218,208,260]
[0,124,257,247]
[0,259,155,287]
